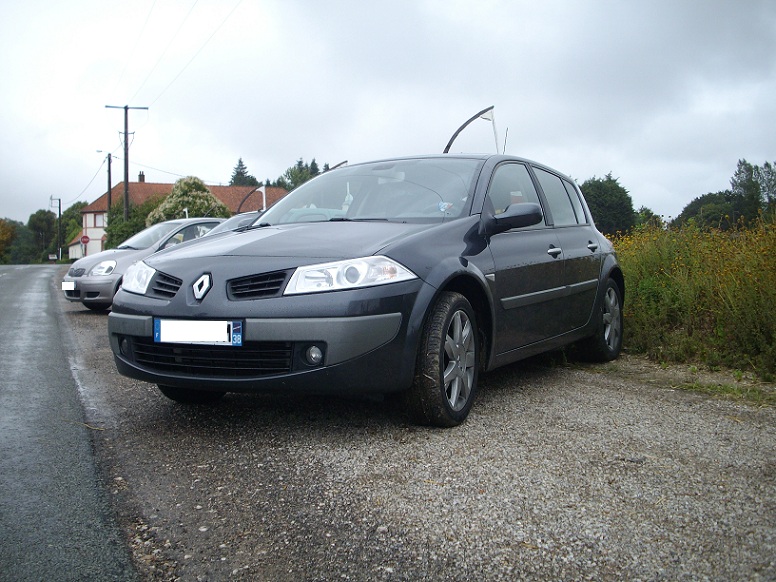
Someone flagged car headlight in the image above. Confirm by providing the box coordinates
[88,260,117,276]
[122,261,156,295]
[285,256,417,295]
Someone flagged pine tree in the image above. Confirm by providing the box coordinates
[230,158,259,187]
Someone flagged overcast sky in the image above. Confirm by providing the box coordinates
[1,0,774,224]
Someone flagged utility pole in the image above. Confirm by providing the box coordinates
[97,151,113,210]
[106,152,112,210]
[105,105,148,220]
[50,196,62,261]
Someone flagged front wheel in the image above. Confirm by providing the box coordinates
[577,278,623,362]
[404,292,479,427]
[158,385,226,405]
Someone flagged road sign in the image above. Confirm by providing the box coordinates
[80,235,90,244]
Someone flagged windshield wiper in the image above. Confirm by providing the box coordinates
[247,222,272,229]
[329,217,388,222]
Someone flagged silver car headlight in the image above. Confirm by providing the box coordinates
[285,256,417,295]
[88,260,117,276]
[122,261,156,295]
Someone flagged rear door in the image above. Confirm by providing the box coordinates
[532,167,602,331]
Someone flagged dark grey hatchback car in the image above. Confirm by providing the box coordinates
[108,154,623,427]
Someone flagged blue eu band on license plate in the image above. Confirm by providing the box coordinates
[154,319,243,346]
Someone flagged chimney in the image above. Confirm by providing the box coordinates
[138,171,145,183]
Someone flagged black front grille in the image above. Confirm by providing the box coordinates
[68,267,86,277]
[150,272,183,299]
[227,270,289,300]
[130,337,293,377]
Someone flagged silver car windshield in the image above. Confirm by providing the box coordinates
[258,158,483,225]
[116,222,182,250]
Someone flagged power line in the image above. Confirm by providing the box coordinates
[129,0,200,103]
[149,0,243,106]
[65,159,107,205]
[121,158,221,185]
[109,0,159,100]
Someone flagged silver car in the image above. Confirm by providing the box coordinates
[62,218,223,311]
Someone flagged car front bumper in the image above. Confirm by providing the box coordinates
[62,274,120,305]
[107,278,435,395]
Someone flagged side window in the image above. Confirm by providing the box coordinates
[164,223,214,248]
[562,179,587,224]
[486,163,542,215]
[533,167,577,227]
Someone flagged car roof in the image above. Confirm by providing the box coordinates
[159,217,226,226]
[335,153,575,183]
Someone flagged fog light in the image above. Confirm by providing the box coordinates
[119,337,130,356]
[305,345,323,366]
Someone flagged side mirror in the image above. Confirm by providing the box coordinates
[485,203,543,235]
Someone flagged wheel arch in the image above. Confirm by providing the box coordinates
[437,274,494,373]
[606,264,625,307]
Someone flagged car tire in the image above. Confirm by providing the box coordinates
[577,278,623,362]
[85,302,111,312]
[157,385,226,405]
[405,291,479,427]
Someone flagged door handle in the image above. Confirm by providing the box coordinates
[587,242,599,252]
[547,246,562,258]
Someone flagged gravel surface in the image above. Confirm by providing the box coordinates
[59,277,776,581]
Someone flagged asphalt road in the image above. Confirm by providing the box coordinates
[3,265,776,581]
[0,265,136,581]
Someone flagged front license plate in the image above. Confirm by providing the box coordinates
[154,319,243,346]
[62,281,76,291]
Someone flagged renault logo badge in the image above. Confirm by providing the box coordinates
[192,273,212,300]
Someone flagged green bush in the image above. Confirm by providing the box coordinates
[615,220,776,380]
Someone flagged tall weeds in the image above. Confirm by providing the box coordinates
[614,220,776,380]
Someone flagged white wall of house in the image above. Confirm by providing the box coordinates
[67,211,107,259]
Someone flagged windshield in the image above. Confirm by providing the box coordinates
[258,158,483,225]
[116,222,181,250]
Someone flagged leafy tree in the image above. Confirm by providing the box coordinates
[229,158,260,187]
[145,177,231,227]
[6,221,38,264]
[0,219,16,263]
[674,159,775,229]
[671,191,736,230]
[730,159,762,223]
[272,158,324,191]
[754,160,776,218]
[105,196,164,249]
[634,206,664,229]
[60,202,88,249]
[580,173,635,235]
[0,218,19,264]
[27,209,56,256]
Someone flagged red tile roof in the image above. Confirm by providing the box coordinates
[82,182,288,214]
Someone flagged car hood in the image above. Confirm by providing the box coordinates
[69,246,152,272]
[147,221,430,267]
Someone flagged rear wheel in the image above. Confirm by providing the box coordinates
[577,278,623,362]
[404,292,479,427]
[157,385,226,404]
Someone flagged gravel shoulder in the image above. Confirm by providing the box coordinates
[59,275,776,581]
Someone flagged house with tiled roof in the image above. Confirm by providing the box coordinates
[68,172,287,259]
